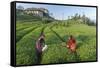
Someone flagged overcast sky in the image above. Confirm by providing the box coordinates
[16,3,96,21]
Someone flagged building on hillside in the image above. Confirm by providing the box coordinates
[24,8,49,17]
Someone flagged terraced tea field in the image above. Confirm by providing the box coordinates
[16,21,96,65]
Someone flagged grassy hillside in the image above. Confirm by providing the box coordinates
[16,19,96,65]
[16,13,42,22]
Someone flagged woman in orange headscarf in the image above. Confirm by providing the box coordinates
[66,35,76,52]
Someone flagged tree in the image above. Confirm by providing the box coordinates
[82,14,86,24]
[17,5,24,10]
[66,13,96,26]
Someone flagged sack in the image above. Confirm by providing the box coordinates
[42,45,48,51]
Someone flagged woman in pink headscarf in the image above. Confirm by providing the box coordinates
[35,32,45,64]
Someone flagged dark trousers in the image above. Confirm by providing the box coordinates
[36,49,42,64]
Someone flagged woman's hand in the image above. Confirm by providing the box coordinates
[67,45,69,48]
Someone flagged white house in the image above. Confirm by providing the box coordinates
[24,8,49,17]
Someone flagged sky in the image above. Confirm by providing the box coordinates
[16,3,96,21]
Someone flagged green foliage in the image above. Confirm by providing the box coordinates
[41,17,53,24]
[16,20,96,65]
[67,13,96,26]
[16,12,96,65]
[16,26,44,65]
[16,13,42,22]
